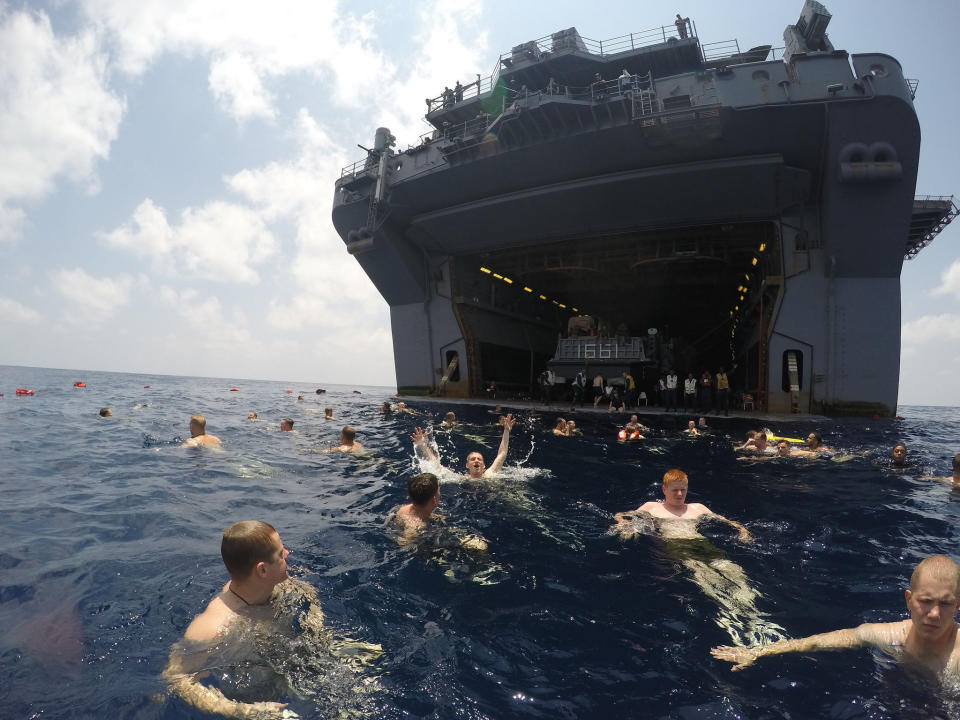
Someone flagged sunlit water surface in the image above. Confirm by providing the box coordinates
[2,365,959,719]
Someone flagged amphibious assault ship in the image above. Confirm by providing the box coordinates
[333,1,956,415]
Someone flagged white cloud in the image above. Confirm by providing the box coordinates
[51,267,133,325]
[158,285,251,348]
[208,53,276,121]
[932,259,960,302]
[0,8,124,243]
[901,313,960,344]
[103,198,277,284]
[0,296,42,323]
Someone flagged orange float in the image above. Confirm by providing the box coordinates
[74,382,86,388]
[16,388,35,396]
[230,388,239,392]
[144,385,151,388]
[285,389,293,393]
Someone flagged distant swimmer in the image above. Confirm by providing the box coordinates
[324,407,334,420]
[279,418,295,433]
[393,472,488,551]
[922,453,960,487]
[773,440,818,459]
[891,443,909,468]
[552,418,568,436]
[627,415,651,432]
[99,407,113,418]
[395,402,416,415]
[618,423,644,442]
[247,411,258,421]
[737,430,775,457]
[296,395,304,402]
[323,426,364,453]
[612,469,782,646]
[412,414,515,479]
[566,420,583,436]
[163,521,323,718]
[379,402,393,415]
[712,555,960,678]
[698,417,708,430]
[442,412,457,428]
[683,420,701,436]
[184,414,221,447]
[805,432,833,453]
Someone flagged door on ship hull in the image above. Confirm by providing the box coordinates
[462,221,779,388]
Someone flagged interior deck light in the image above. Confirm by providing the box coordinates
[539,294,547,300]
[502,276,513,284]
[758,243,766,252]
[492,273,503,279]
[751,257,758,266]
[480,267,491,274]
[523,286,533,293]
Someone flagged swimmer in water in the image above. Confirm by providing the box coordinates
[279,418,295,433]
[99,407,113,417]
[396,402,416,415]
[379,402,392,415]
[552,418,569,436]
[805,431,833,453]
[627,415,651,432]
[393,473,487,551]
[712,554,960,678]
[324,407,333,420]
[737,431,775,458]
[923,453,960,488]
[566,420,583,436]
[323,426,364,453]
[183,414,221,447]
[612,469,783,645]
[247,411,258,421]
[412,414,515,479]
[442,412,456,428]
[891,442,908,467]
[683,420,701,436]
[163,520,307,718]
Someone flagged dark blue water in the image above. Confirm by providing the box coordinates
[2,364,959,719]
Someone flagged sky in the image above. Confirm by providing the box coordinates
[0,0,958,406]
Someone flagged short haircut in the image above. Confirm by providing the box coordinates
[809,431,822,445]
[555,418,566,429]
[221,521,278,578]
[99,407,111,417]
[281,418,294,428]
[324,407,333,416]
[745,430,756,439]
[910,555,960,595]
[407,473,439,506]
[663,468,688,486]
[190,414,206,430]
[953,453,960,473]
[894,443,907,451]
[341,426,356,442]
[444,412,456,423]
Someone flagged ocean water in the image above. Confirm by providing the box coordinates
[1,364,959,720]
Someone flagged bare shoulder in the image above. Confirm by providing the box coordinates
[183,595,235,644]
[855,619,910,646]
[636,501,659,513]
[686,503,714,518]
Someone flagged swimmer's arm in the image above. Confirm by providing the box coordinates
[164,647,288,719]
[711,624,884,671]
[709,511,752,543]
[410,428,438,462]
[485,414,515,476]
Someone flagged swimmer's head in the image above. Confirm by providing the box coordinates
[247,411,257,420]
[687,420,696,430]
[662,468,688,488]
[555,418,567,431]
[892,443,907,466]
[407,473,439,507]
[754,432,768,448]
[297,395,304,401]
[280,418,294,432]
[99,407,112,417]
[910,555,960,596]
[398,402,407,410]
[341,426,356,443]
[465,451,485,478]
[745,430,757,440]
[381,401,392,413]
[221,520,285,579]
[324,407,333,418]
[807,431,822,448]
[567,421,577,430]
[444,412,456,425]
[777,441,791,456]
[698,417,707,428]
[189,414,206,436]
[952,454,960,474]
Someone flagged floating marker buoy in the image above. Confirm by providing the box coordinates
[144,385,151,388]
[73,382,86,388]
[285,389,293,393]
[230,388,239,392]
[16,388,35,396]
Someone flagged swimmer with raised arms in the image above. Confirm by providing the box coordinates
[412,414,515,479]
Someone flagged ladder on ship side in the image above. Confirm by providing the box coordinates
[785,350,801,414]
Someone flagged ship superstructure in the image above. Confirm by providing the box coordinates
[333,1,956,415]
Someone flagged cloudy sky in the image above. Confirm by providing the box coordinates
[1,0,958,406]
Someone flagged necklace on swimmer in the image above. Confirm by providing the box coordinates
[228,584,251,606]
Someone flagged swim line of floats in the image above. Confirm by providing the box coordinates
[2,383,326,397]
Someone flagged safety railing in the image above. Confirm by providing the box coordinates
[425,18,719,113]
[701,39,741,62]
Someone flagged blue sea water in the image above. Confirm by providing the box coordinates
[1,364,959,720]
